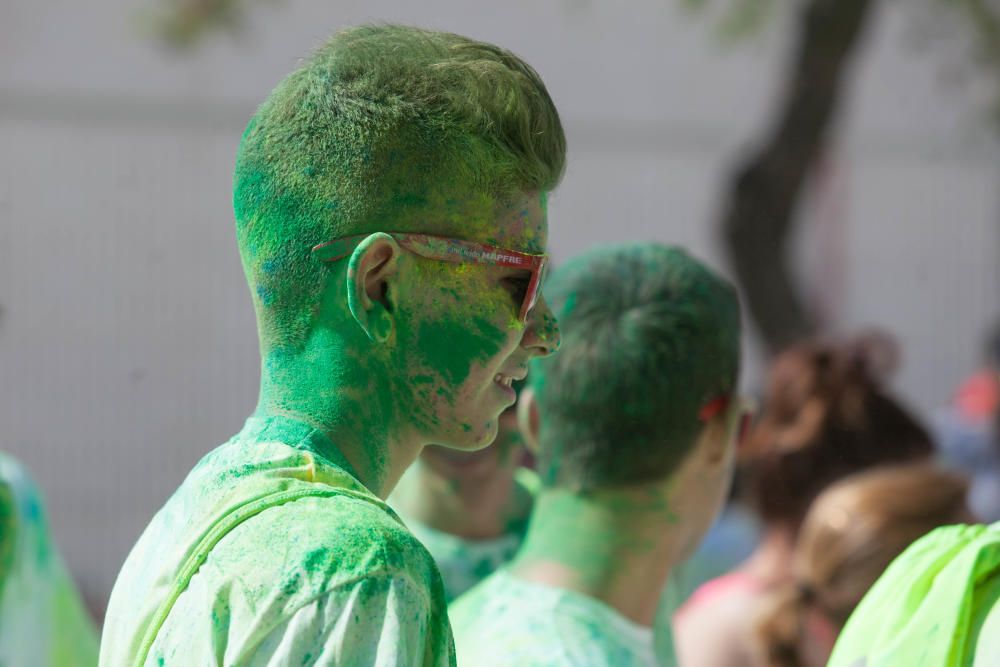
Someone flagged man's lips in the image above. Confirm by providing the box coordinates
[493,370,526,401]
[493,367,527,386]
[493,375,516,402]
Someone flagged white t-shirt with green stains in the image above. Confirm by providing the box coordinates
[0,451,99,667]
[450,569,660,667]
[393,468,538,603]
[405,521,521,603]
[100,416,455,667]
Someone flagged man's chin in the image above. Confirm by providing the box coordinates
[420,435,502,479]
[428,416,500,453]
[458,420,500,452]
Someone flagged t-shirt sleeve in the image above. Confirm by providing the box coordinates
[244,572,455,667]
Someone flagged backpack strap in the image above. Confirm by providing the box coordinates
[133,484,376,667]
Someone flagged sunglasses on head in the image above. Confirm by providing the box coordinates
[698,394,757,449]
[311,232,548,323]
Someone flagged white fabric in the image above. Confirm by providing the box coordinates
[390,467,538,603]
[101,416,454,667]
[451,569,662,667]
[404,519,521,603]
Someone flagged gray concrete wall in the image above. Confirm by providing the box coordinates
[1,0,997,617]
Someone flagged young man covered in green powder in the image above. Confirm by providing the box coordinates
[390,382,539,603]
[450,243,745,666]
[101,24,564,666]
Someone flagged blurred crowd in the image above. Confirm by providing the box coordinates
[3,318,997,666]
[674,329,999,666]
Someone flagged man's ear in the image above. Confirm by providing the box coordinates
[346,233,400,343]
[699,411,731,467]
[517,387,542,455]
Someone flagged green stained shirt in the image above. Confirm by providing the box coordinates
[828,521,1000,667]
[450,569,661,666]
[100,416,455,667]
[393,468,538,604]
[405,520,522,605]
[0,451,99,667]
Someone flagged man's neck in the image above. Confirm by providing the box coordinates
[394,461,528,540]
[256,341,420,499]
[510,487,685,627]
[252,403,417,499]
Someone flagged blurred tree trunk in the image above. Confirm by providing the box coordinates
[720,0,876,354]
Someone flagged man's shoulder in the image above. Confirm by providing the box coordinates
[172,431,439,584]
[141,488,451,666]
[212,490,440,593]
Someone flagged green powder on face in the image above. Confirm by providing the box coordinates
[416,317,506,387]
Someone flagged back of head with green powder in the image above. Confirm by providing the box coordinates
[233,24,566,349]
[529,243,741,491]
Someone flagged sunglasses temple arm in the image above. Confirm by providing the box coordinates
[520,264,545,322]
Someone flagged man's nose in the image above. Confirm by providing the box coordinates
[522,295,560,357]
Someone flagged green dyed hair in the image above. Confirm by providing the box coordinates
[234,24,566,348]
[530,243,741,491]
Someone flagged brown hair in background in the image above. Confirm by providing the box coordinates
[742,335,934,528]
[755,463,971,667]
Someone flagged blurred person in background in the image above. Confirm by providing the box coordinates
[934,320,1000,521]
[0,452,99,666]
[100,24,565,666]
[390,382,539,603]
[756,463,972,667]
[827,518,1000,665]
[450,243,744,666]
[674,336,935,667]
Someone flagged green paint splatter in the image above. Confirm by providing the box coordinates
[416,317,505,386]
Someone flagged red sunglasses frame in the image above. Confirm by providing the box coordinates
[311,232,548,323]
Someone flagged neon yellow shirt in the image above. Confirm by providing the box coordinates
[100,416,455,666]
[0,451,99,667]
[828,521,1000,667]
[451,569,660,666]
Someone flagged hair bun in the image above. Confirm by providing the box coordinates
[844,328,900,385]
[743,332,933,525]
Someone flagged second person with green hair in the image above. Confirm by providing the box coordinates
[450,243,746,666]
